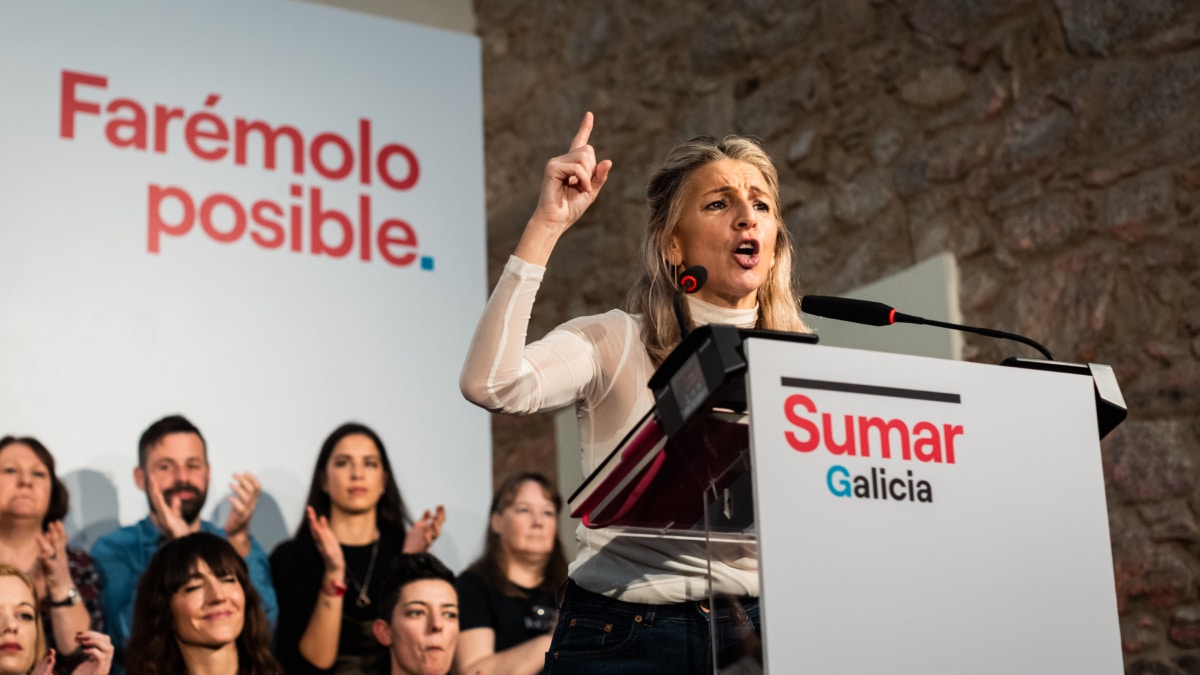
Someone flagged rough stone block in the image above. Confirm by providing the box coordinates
[1173,605,1200,648]
[785,193,832,241]
[999,193,1082,252]
[735,66,827,139]
[1121,612,1163,654]
[1089,51,1200,152]
[899,65,969,107]
[1139,499,1200,543]
[1107,172,1174,237]
[1124,363,1200,418]
[832,169,894,226]
[1104,420,1196,503]
[1054,0,1188,56]
[1110,507,1197,610]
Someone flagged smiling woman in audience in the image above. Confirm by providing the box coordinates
[125,532,280,675]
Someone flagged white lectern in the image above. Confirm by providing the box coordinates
[570,326,1125,674]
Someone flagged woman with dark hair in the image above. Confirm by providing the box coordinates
[0,437,103,675]
[125,532,278,675]
[372,553,459,675]
[270,423,445,675]
[461,114,806,672]
[453,473,566,675]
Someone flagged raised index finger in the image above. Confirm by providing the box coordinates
[568,112,595,151]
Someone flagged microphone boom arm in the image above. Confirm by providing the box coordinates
[893,312,1054,361]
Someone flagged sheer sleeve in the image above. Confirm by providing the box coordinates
[461,256,602,414]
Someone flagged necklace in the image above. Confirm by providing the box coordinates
[344,538,380,609]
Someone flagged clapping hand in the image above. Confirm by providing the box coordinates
[148,480,191,540]
[403,505,446,553]
[70,632,114,675]
[306,506,345,576]
[224,472,261,556]
[35,520,73,593]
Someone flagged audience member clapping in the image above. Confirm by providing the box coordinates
[453,473,566,675]
[270,423,445,674]
[90,414,278,665]
[125,532,280,675]
[372,554,459,675]
[0,564,111,675]
[0,437,104,675]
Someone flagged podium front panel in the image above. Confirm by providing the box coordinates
[744,340,1121,674]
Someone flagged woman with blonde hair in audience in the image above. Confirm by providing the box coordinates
[125,532,280,675]
[453,473,566,675]
[0,563,111,675]
[0,437,104,675]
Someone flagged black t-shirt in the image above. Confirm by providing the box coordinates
[454,569,557,652]
[270,532,405,675]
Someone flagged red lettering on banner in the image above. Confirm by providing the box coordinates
[146,183,420,267]
[359,195,372,262]
[289,184,304,253]
[154,105,185,153]
[60,69,424,190]
[311,133,353,181]
[378,218,417,266]
[63,70,430,269]
[199,193,246,243]
[105,98,147,149]
[359,119,372,186]
[148,184,195,253]
[378,143,419,190]
[250,200,285,249]
[185,95,229,161]
[60,70,106,138]
[235,120,304,173]
[310,187,353,258]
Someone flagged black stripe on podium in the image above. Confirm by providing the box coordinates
[781,377,961,404]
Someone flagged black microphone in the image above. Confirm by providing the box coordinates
[800,295,1054,360]
[673,266,707,340]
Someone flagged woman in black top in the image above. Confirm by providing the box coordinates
[270,423,445,675]
[453,473,567,675]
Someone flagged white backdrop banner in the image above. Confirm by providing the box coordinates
[0,1,490,570]
[745,340,1121,674]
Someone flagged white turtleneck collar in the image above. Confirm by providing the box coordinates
[686,295,758,329]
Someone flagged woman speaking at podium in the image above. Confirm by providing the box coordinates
[461,113,806,674]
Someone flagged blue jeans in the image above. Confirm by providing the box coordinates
[543,581,761,674]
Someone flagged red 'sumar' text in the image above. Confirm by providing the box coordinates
[783,393,963,464]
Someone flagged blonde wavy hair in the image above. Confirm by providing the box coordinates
[0,564,48,668]
[623,135,808,365]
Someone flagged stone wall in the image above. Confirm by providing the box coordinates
[473,1,1200,670]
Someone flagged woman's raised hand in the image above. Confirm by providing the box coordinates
[402,505,446,553]
[306,506,345,576]
[70,632,113,675]
[516,112,613,266]
[36,520,73,592]
[31,648,55,675]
